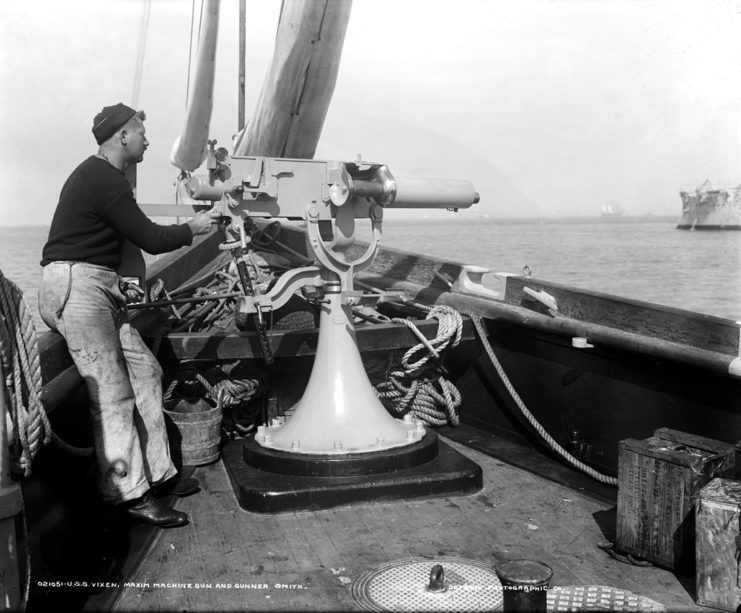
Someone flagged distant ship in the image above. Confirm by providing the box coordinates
[601,201,624,217]
[677,181,741,230]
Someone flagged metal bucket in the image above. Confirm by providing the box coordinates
[165,397,222,466]
[494,559,552,612]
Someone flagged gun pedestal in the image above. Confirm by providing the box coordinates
[175,153,483,511]
[255,278,423,455]
[252,201,423,456]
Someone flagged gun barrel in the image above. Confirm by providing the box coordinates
[183,158,480,212]
[385,177,479,209]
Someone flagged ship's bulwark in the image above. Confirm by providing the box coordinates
[677,185,741,229]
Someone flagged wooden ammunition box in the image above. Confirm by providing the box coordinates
[616,428,734,570]
[696,478,741,611]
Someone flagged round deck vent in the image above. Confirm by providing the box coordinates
[352,557,503,612]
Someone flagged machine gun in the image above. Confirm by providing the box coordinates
[141,145,478,457]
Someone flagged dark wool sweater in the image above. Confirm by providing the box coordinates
[41,156,192,269]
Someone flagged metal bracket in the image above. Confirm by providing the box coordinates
[238,265,322,315]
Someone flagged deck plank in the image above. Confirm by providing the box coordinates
[112,437,703,612]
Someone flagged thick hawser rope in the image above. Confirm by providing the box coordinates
[0,269,45,610]
[467,312,619,487]
[0,269,51,476]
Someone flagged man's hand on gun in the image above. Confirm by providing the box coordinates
[119,278,146,304]
[188,209,224,236]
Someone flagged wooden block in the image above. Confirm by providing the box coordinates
[0,517,22,611]
[696,478,741,611]
[616,428,734,569]
[0,482,22,519]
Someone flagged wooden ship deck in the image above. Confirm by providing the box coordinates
[105,435,702,612]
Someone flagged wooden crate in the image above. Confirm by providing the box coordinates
[696,478,741,611]
[616,428,734,569]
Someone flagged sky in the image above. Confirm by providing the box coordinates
[1,0,740,226]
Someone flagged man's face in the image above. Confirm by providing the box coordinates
[122,119,149,163]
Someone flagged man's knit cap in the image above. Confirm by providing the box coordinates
[92,103,136,145]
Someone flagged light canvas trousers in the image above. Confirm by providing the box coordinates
[39,261,177,504]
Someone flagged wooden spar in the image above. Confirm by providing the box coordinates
[170,0,221,171]
[233,0,352,158]
[238,0,246,132]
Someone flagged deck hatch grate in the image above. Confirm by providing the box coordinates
[352,558,668,612]
[547,585,666,612]
[352,557,503,612]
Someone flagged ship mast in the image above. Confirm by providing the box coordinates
[238,0,246,132]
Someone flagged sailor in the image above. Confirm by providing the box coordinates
[38,103,219,527]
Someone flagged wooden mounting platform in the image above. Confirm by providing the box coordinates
[222,433,483,513]
[152,317,476,362]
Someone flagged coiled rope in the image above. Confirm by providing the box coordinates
[165,362,266,408]
[0,269,51,477]
[375,303,463,426]
[597,541,653,566]
[164,361,268,437]
[0,357,32,610]
[467,312,618,486]
[162,256,272,334]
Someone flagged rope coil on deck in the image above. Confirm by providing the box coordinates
[162,257,273,334]
[467,311,619,487]
[169,270,241,333]
[597,541,654,567]
[0,269,51,477]
[164,361,269,437]
[375,303,463,426]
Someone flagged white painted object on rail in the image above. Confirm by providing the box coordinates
[170,0,220,171]
[453,265,501,300]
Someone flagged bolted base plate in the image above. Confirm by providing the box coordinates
[222,434,482,513]
[243,430,439,476]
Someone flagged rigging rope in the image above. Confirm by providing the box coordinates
[0,270,51,477]
[466,312,618,486]
[132,0,152,108]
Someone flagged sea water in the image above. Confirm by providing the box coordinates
[381,215,741,320]
[1,217,739,332]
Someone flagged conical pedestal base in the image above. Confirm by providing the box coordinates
[223,431,482,513]
[255,291,422,455]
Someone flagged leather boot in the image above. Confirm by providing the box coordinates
[154,476,200,498]
[124,491,188,527]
